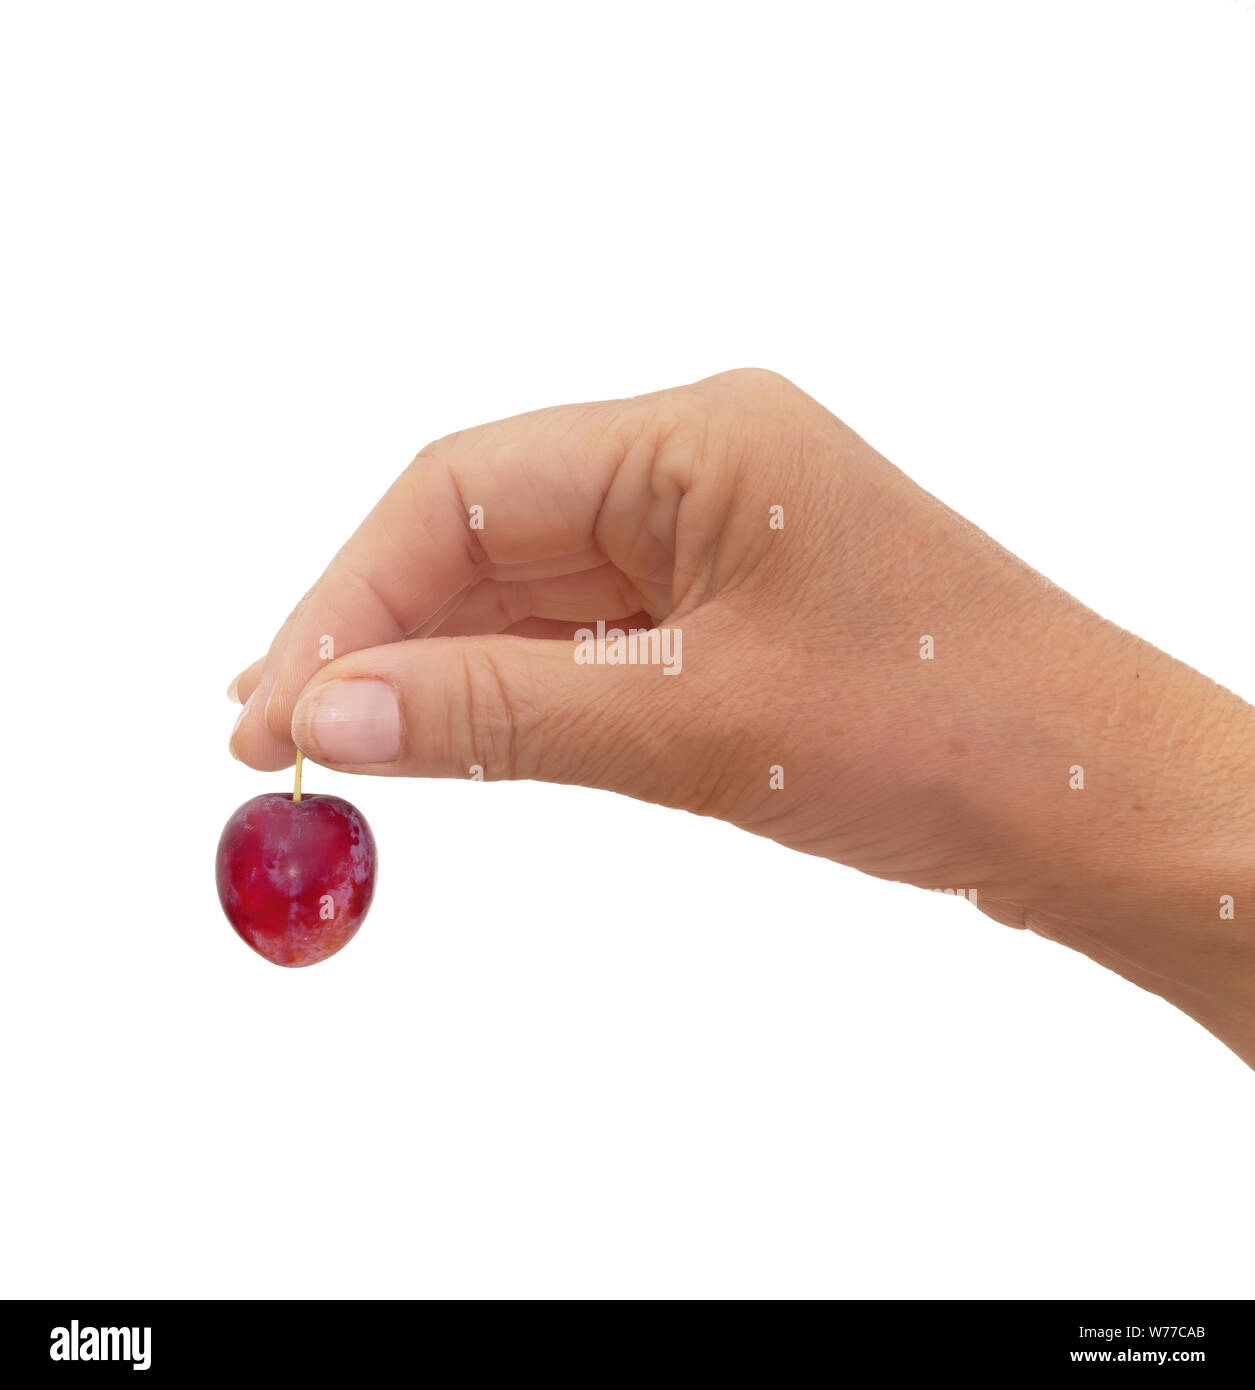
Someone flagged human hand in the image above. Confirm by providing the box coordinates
[229,369,1255,1063]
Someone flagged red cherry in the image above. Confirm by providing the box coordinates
[216,790,377,967]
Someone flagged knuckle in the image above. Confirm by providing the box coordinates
[675,367,805,451]
[410,429,464,466]
[708,366,798,399]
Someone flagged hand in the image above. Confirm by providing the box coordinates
[229,369,1255,1064]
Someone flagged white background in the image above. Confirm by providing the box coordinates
[2,0,1253,1299]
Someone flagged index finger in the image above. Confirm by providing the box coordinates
[229,394,658,770]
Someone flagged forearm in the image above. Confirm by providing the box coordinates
[977,609,1255,1066]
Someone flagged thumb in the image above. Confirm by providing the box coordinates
[290,627,704,805]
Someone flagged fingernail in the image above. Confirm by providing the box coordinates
[293,679,402,764]
[227,676,241,703]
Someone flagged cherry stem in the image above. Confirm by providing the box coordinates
[293,751,304,802]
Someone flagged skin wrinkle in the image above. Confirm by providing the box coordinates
[405,586,473,639]
[463,644,520,782]
[439,459,492,576]
[594,418,680,614]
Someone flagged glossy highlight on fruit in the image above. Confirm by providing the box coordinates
[216,792,377,967]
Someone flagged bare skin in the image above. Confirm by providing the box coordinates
[228,369,1255,1067]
